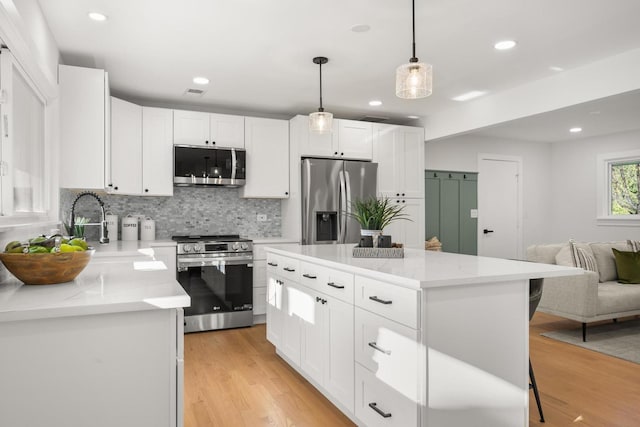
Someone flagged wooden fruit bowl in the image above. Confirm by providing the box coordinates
[0,250,94,285]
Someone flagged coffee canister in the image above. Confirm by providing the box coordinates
[105,212,118,241]
[121,214,139,241]
[140,217,156,241]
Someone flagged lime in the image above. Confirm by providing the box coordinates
[58,244,76,253]
[9,245,26,253]
[68,238,88,250]
[28,246,49,254]
[29,236,47,245]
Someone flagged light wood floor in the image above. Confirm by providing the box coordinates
[184,314,640,427]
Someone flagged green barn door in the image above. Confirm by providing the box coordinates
[425,170,478,255]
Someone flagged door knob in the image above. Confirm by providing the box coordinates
[483,229,494,234]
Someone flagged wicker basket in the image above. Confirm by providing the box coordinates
[0,250,93,285]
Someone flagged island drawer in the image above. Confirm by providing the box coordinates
[355,276,420,328]
[354,307,422,398]
[355,363,420,427]
[298,261,354,304]
[266,254,299,281]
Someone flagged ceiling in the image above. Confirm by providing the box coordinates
[38,0,640,135]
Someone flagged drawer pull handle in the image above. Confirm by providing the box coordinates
[267,262,278,267]
[368,341,391,355]
[327,282,345,289]
[369,295,392,305]
[302,273,317,279]
[283,267,296,272]
[368,402,392,418]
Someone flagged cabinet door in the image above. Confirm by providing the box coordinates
[385,199,425,249]
[110,97,142,195]
[173,110,210,146]
[209,113,244,148]
[300,288,325,386]
[59,65,106,189]
[398,127,424,198]
[295,115,337,157]
[323,294,354,412]
[281,280,305,367]
[240,117,289,198]
[372,124,398,197]
[337,119,372,160]
[266,272,284,348]
[253,259,267,315]
[142,107,174,196]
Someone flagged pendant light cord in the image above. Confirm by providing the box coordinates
[318,61,324,112]
[411,0,417,62]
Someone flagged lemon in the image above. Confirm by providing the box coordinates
[59,244,76,253]
[68,238,88,250]
[73,245,85,252]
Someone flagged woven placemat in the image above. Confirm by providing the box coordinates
[352,246,404,258]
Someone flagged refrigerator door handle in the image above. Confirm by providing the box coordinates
[339,169,347,243]
[303,160,311,244]
[344,170,352,242]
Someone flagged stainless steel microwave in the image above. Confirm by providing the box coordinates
[174,145,246,187]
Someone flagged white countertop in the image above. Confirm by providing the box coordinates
[90,239,176,256]
[0,242,188,323]
[249,237,299,245]
[265,244,583,289]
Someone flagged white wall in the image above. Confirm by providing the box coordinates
[550,129,640,242]
[424,135,554,249]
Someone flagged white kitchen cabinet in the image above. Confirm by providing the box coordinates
[59,64,109,189]
[240,117,289,198]
[383,198,425,249]
[173,109,244,148]
[142,107,174,196]
[294,115,372,160]
[266,266,284,348]
[110,97,142,194]
[109,99,172,196]
[373,124,424,199]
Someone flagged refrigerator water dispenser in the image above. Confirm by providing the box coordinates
[316,211,337,241]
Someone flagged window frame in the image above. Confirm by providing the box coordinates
[596,149,640,226]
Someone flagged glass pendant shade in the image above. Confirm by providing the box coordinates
[396,61,432,99]
[309,110,333,134]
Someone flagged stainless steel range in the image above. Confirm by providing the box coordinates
[173,234,253,333]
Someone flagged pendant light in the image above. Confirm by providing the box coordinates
[395,0,432,99]
[309,56,333,134]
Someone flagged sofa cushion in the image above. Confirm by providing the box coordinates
[554,241,598,272]
[555,244,574,266]
[597,281,640,314]
[527,243,564,264]
[590,242,630,282]
[612,249,640,284]
[577,248,598,272]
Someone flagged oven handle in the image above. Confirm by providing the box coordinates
[177,257,253,267]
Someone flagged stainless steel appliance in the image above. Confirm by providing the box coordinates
[301,158,378,245]
[174,145,246,187]
[173,234,253,332]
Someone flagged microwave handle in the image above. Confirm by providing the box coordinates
[231,149,237,181]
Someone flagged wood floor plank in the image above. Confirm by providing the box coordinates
[184,316,640,427]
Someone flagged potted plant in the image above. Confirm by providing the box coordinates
[349,197,409,246]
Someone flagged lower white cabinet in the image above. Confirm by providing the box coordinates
[281,280,302,366]
[266,269,284,348]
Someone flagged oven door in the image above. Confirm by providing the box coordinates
[177,256,253,318]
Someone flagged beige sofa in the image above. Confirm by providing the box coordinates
[526,241,640,341]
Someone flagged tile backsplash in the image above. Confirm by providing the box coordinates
[60,187,282,240]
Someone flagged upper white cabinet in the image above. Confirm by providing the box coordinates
[373,124,425,199]
[173,110,244,148]
[294,115,372,160]
[240,117,289,198]
[59,65,109,189]
[109,97,173,196]
[110,97,142,194]
[142,107,174,196]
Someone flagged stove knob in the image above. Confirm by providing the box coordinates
[192,243,203,253]
[231,242,241,251]
[183,243,193,253]
[240,242,249,251]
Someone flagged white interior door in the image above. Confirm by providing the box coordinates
[478,155,522,259]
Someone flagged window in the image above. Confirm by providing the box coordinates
[0,48,49,220]
[597,150,640,225]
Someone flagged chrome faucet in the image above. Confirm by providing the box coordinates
[69,191,110,244]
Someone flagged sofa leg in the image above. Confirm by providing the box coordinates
[582,323,587,342]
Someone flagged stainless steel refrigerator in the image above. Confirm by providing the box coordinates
[301,158,378,245]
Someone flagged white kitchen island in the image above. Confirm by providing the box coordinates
[264,244,582,427]
[0,245,189,427]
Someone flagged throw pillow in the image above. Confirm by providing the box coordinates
[628,239,640,252]
[612,248,640,284]
[576,247,598,272]
[554,244,574,267]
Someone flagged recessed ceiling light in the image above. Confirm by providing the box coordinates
[549,66,564,72]
[351,24,371,33]
[192,77,210,85]
[368,100,382,106]
[452,90,487,102]
[569,127,583,133]
[88,12,107,21]
[407,115,419,119]
[494,40,517,50]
